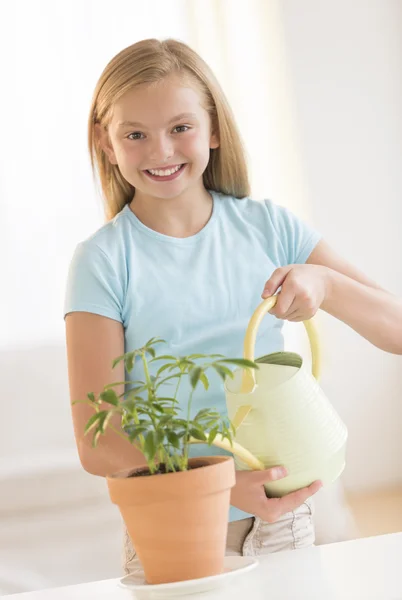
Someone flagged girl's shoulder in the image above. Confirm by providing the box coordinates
[215,191,321,265]
[214,191,282,229]
[83,204,132,249]
[73,205,136,272]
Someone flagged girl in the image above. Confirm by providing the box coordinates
[64,38,402,570]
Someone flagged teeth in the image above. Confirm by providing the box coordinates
[148,165,182,176]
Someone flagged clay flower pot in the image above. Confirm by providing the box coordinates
[107,455,235,584]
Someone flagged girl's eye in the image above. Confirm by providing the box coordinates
[173,125,189,133]
[127,132,144,140]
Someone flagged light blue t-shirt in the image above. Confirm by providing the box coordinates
[64,190,321,521]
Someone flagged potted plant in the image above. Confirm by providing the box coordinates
[75,337,258,585]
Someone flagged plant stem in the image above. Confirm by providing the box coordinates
[141,352,152,388]
[109,423,129,442]
[183,387,195,466]
[174,374,182,400]
[162,448,177,473]
[169,371,184,464]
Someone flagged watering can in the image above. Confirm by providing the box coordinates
[191,295,348,497]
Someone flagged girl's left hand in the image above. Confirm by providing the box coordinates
[261,264,330,322]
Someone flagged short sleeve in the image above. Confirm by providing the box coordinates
[264,200,322,266]
[64,242,124,322]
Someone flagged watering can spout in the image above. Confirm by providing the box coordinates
[189,433,265,470]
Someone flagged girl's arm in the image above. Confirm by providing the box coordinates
[65,312,146,476]
[308,240,402,354]
[263,239,402,355]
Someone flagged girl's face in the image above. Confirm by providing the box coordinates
[101,75,219,201]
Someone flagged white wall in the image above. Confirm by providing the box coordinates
[280,0,402,491]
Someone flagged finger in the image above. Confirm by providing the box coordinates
[286,306,318,322]
[270,288,296,319]
[287,314,306,322]
[262,266,292,298]
[286,308,305,322]
[275,296,299,320]
[275,480,323,515]
[250,466,288,483]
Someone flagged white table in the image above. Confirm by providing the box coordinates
[4,532,402,599]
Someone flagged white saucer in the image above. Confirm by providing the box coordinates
[119,556,258,598]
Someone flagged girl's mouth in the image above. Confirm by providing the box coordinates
[143,163,186,182]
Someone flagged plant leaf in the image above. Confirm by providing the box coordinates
[104,381,135,389]
[212,365,232,381]
[125,353,135,372]
[124,385,149,398]
[84,411,109,434]
[155,430,164,446]
[87,392,96,403]
[194,408,214,420]
[112,354,125,369]
[199,372,209,390]
[155,374,182,389]
[187,353,224,359]
[146,337,166,347]
[92,429,102,448]
[156,363,176,377]
[178,358,196,366]
[175,429,188,438]
[99,389,119,406]
[156,397,180,404]
[189,366,202,389]
[124,425,148,442]
[146,347,156,359]
[202,418,221,429]
[99,412,112,433]
[167,431,181,449]
[144,431,156,460]
[208,426,219,445]
[189,427,207,442]
[158,414,174,426]
[149,355,177,362]
[216,358,259,369]
[72,399,92,406]
[121,398,137,413]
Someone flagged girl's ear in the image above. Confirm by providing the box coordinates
[209,127,220,150]
[94,123,118,165]
[210,133,220,150]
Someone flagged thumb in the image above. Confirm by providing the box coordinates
[251,466,288,482]
[262,266,291,298]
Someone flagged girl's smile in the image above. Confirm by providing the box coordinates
[143,163,187,182]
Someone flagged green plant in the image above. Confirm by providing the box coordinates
[75,337,258,474]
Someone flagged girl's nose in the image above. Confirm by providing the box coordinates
[148,135,174,163]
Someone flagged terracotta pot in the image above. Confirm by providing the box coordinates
[107,455,235,584]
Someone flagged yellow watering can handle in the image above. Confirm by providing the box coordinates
[240,295,322,395]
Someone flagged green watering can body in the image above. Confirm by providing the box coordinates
[224,296,348,497]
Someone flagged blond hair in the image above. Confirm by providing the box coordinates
[88,38,250,220]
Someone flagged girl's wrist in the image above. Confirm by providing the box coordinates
[321,266,338,311]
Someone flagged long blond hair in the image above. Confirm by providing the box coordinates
[88,38,250,220]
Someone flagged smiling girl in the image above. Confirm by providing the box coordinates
[64,38,402,572]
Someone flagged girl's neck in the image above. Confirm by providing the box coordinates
[129,185,213,238]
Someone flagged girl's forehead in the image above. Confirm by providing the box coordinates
[111,76,207,126]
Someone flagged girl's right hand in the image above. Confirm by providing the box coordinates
[230,467,322,523]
